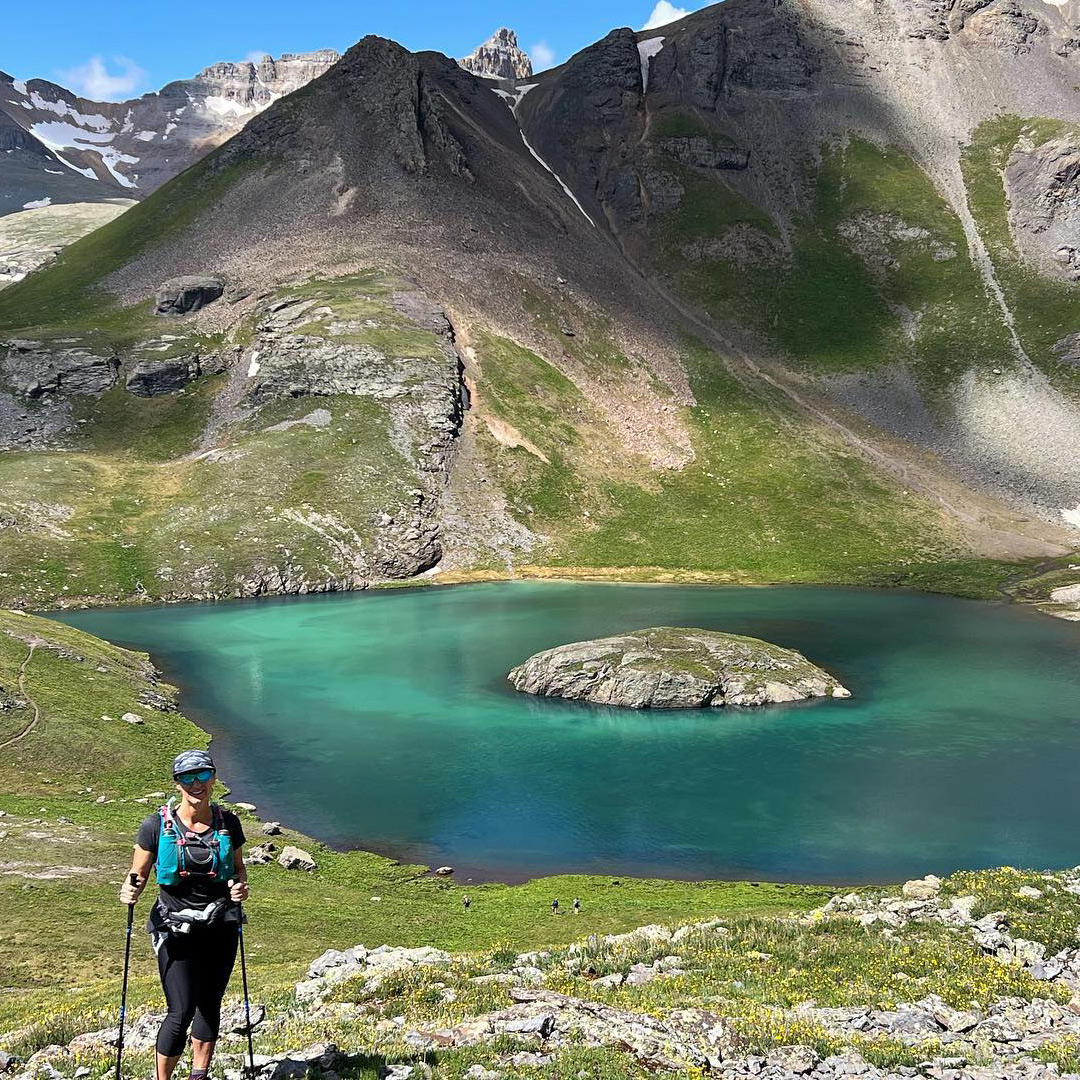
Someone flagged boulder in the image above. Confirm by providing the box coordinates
[246,843,276,865]
[902,874,942,900]
[434,865,454,876]
[508,627,850,709]
[262,821,283,835]
[154,276,225,316]
[125,357,200,397]
[2,340,119,399]
[121,713,144,725]
[278,845,317,872]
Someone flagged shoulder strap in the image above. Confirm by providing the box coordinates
[211,803,224,832]
[160,800,176,832]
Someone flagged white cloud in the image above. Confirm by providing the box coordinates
[530,41,556,71]
[59,56,147,101]
[642,1,694,29]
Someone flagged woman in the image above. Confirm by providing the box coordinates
[120,750,249,1080]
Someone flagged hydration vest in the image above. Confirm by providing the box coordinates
[155,800,234,886]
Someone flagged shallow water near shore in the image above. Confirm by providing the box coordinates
[55,582,1080,883]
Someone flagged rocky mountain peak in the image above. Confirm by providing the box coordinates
[459,27,534,80]
[195,49,340,106]
[0,48,339,215]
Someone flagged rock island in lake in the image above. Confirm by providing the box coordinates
[508,627,851,709]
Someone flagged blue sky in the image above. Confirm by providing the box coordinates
[3,1,708,100]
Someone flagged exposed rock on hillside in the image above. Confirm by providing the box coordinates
[0,340,118,399]
[1006,137,1080,281]
[509,627,850,708]
[154,275,225,316]
[26,866,1080,1080]
[125,356,202,397]
[658,136,750,171]
[459,29,533,80]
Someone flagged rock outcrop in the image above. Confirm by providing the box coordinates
[154,276,225,316]
[1,340,118,399]
[459,29,534,80]
[657,136,750,171]
[508,627,851,708]
[125,356,201,396]
[1006,138,1080,282]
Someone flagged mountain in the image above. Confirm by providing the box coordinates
[0,51,339,214]
[0,0,1077,612]
[459,28,534,80]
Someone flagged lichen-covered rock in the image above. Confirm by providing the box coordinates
[297,944,452,1004]
[278,845,318,872]
[154,276,225,316]
[508,627,850,709]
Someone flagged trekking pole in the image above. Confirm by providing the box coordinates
[115,873,138,1080]
[236,896,256,1076]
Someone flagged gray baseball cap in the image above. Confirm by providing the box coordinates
[172,749,215,777]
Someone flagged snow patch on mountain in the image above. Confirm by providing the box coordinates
[638,37,666,93]
[520,131,596,227]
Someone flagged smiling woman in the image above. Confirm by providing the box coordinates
[121,749,249,1080]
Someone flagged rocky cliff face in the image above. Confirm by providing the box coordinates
[0,50,338,214]
[459,28,534,80]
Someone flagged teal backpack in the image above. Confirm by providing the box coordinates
[155,800,234,886]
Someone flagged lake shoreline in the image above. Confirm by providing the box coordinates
[52,582,1080,885]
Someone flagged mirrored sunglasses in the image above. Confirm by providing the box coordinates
[175,768,215,785]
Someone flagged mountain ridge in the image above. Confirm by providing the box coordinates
[0,0,1077,610]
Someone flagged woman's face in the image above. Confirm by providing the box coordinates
[175,772,215,806]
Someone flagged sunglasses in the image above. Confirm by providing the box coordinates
[175,768,215,785]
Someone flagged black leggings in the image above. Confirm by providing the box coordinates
[155,926,239,1056]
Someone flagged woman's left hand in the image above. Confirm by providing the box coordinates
[228,878,249,903]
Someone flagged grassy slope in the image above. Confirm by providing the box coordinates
[0,274,451,605]
[651,130,1015,390]
[469,316,970,585]
[0,156,258,343]
[961,115,1080,389]
[0,608,829,1039]
[6,609,1080,1079]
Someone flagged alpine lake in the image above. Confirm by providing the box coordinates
[54,582,1080,884]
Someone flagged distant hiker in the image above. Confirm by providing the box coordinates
[551,898,560,915]
[573,897,581,915]
[119,750,249,1080]
[463,895,471,911]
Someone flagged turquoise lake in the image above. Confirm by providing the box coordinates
[55,582,1080,883]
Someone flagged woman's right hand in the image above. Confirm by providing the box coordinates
[120,874,144,906]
